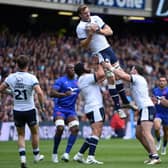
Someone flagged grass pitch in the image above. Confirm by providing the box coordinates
[0,138,167,168]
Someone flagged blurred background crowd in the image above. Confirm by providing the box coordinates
[0,1,168,139]
[0,29,168,126]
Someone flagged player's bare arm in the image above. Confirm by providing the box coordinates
[34,85,45,112]
[50,88,71,98]
[103,62,131,82]
[95,64,106,82]
[159,96,168,107]
[98,24,113,36]
[0,82,11,94]
[80,35,92,48]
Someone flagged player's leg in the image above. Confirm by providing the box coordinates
[141,121,160,165]
[97,50,121,111]
[98,49,129,118]
[52,116,65,163]
[86,122,103,164]
[140,107,160,165]
[100,48,137,112]
[161,125,168,155]
[136,124,153,164]
[28,109,44,163]
[105,48,130,108]
[61,111,79,162]
[17,127,27,168]
[73,136,90,163]
[115,78,138,111]
[154,118,162,151]
[136,116,152,163]
[30,124,44,162]
[62,116,79,162]
[86,107,104,164]
[13,110,27,168]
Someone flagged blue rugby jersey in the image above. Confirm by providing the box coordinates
[152,87,168,115]
[52,75,80,113]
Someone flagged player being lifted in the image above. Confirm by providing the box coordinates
[76,4,137,119]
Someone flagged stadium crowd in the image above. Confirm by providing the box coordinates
[0,29,168,124]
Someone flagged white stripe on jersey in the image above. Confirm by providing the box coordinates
[5,72,39,111]
[76,15,109,53]
[131,74,154,109]
[78,73,103,113]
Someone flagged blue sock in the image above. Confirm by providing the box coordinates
[53,134,61,154]
[65,134,77,153]
[79,137,90,154]
[88,136,99,156]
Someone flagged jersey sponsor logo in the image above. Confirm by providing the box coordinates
[67,87,79,92]
[67,87,79,95]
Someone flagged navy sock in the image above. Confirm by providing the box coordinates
[79,137,90,154]
[163,140,167,147]
[116,83,129,104]
[65,134,77,153]
[53,134,61,154]
[33,148,39,155]
[19,150,26,156]
[151,154,159,159]
[156,136,161,142]
[19,148,26,163]
[88,136,99,156]
[109,88,120,110]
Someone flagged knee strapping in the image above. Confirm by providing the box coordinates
[68,120,79,129]
[55,119,65,127]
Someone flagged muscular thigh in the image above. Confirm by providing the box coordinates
[99,47,118,64]
[54,109,77,121]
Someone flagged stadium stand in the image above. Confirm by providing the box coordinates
[0,3,168,127]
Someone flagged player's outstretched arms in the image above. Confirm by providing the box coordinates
[103,62,131,82]
[50,89,71,98]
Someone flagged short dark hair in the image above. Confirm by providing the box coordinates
[16,55,29,69]
[74,62,85,76]
[77,4,88,15]
[134,65,145,76]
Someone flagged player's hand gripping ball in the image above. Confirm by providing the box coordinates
[85,23,99,32]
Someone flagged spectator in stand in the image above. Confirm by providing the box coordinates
[110,113,126,138]
[0,29,168,122]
